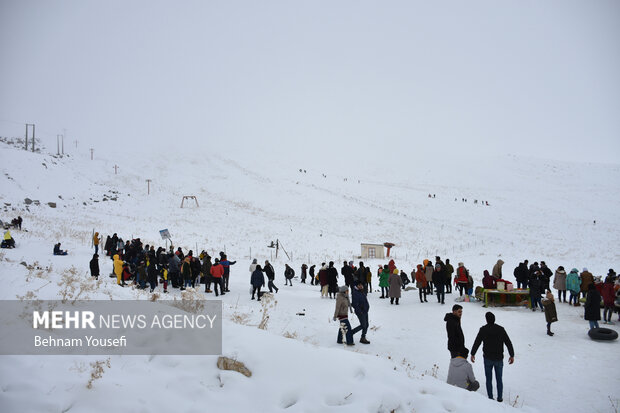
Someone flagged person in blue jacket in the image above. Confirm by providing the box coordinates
[350,281,371,344]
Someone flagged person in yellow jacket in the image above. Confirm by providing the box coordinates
[2,230,15,248]
[93,232,101,254]
[113,254,125,286]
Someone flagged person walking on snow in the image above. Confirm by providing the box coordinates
[250,264,265,300]
[470,312,515,403]
[414,264,428,302]
[264,260,279,293]
[350,281,371,344]
[284,264,295,286]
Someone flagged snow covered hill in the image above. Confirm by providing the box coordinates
[0,140,619,413]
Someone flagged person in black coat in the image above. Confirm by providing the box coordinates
[445,304,465,358]
[147,260,159,293]
[529,271,544,311]
[584,283,601,329]
[341,261,354,287]
[470,312,515,403]
[284,264,295,286]
[89,254,100,280]
[540,261,553,292]
[350,281,371,344]
[309,264,316,285]
[327,261,339,299]
[264,260,279,293]
[250,265,265,300]
[513,261,529,289]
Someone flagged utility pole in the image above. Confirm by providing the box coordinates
[25,123,35,152]
[113,165,119,175]
[146,179,152,194]
[90,148,94,160]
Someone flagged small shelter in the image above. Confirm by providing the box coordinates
[361,243,385,259]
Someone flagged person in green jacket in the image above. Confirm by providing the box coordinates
[379,265,390,299]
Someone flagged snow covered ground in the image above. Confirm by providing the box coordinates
[0,140,619,413]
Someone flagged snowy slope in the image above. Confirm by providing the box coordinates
[0,140,619,413]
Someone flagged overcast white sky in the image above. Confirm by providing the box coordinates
[1,0,619,170]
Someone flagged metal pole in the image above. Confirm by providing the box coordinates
[32,124,35,152]
[57,135,60,155]
[25,124,28,150]
[90,148,94,160]
[61,134,64,154]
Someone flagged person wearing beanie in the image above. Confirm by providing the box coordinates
[333,285,354,346]
[388,268,402,305]
[471,312,515,403]
[447,347,480,392]
[433,257,446,304]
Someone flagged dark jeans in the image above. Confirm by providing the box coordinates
[557,290,566,301]
[427,281,434,295]
[569,292,579,305]
[419,288,427,302]
[213,278,223,296]
[336,318,354,344]
[223,274,229,291]
[531,295,543,310]
[436,283,445,303]
[457,283,467,296]
[604,306,614,322]
[268,279,279,293]
[517,280,528,289]
[381,287,387,297]
[484,358,504,400]
[94,245,99,254]
[445,281,452,293]
[252,285,262,300]
[351,311,369,338]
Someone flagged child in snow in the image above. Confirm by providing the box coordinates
[542,290,558,336]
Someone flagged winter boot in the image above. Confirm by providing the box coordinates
[360,336,370,344]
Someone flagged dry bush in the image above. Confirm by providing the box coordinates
[258,293,277,330]
[230,312,250,325]
[57,266,96,304]
[87,358,111,389]
[282,331,298,339]
[421,364,439,378]
[171,288,206,314]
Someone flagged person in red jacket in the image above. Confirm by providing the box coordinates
[210,258,225,297]
[455,263,469,296]
[601,278,616,324]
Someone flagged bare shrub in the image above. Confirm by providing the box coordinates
[57,266,96,304]
[171,288,206,314]
[87,358,111,389]
[258,293,277,330]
